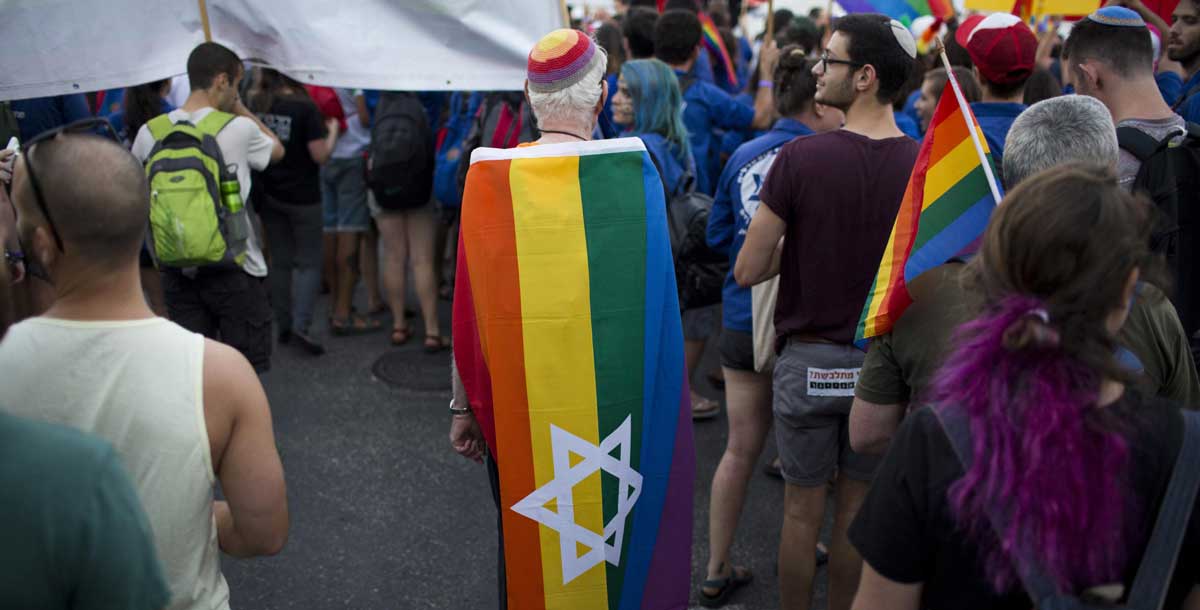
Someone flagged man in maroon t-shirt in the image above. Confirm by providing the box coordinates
[734,14,920,610]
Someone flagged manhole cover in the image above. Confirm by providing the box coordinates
[372,349,452,392]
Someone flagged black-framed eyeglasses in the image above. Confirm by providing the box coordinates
[817,52,866,73]
[19,117,120,253]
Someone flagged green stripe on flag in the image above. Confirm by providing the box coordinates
[580,151,647,608]
[911,166,991,253]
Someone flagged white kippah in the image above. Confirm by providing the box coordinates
[890,19,918,59]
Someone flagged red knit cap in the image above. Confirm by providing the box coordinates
[527,29,606,93]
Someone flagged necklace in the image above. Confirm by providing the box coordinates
[539,129,588,141]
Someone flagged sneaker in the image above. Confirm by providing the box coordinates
[293,330,326,355]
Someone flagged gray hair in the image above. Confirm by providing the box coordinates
[527,56,607,130]
[1003,95,1118,189]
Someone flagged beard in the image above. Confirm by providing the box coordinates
[1168,38,1200,64]
[814,77,855,112]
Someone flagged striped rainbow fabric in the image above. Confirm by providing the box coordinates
[856,77,1003,344]
[699,11,738,89]
[837,0,954,25]
[452,138,694,610]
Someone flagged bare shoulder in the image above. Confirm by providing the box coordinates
[202,339,264,413]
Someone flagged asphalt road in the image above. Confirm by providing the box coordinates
[221,294,832,610]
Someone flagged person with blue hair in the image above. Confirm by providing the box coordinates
[611,58,721,421]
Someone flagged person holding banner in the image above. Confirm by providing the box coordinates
[734,14,919,610]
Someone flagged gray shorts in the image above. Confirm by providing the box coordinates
[682,304,718,341]
[321,157,370,233]
[773,339,880,487]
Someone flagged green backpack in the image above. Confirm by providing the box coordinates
[144,111,248,269]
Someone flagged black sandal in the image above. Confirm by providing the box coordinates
[423,334,451,353]
[697,564,752,608]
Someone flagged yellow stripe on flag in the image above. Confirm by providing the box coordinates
[923,136,983,210]
[509,156,609,610]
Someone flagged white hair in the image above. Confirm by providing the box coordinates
[1003,95,1118,189]
[527,57,607,130]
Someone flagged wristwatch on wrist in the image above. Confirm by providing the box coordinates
[449,399,471,416]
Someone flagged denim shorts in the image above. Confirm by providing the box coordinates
[321,156,370,233]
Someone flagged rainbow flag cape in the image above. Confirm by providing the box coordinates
[699,11,738,89]
[856,74,1003,344]
[452,138,694,610]
[836,0,953,25]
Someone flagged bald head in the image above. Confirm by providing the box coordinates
[18,135,149,268]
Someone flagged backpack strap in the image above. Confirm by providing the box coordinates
[195,110,236,137]
[146,114,175,141]
[1116,126,1166,163]
[1123,410,1200,610]
[935,407,1200,610]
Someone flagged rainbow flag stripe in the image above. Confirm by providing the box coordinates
[452,138,693,610]
[699,12,738,88]
[856,80,1002,344]
[836,0,953,24]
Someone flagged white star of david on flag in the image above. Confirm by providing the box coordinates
[510,416,644,585]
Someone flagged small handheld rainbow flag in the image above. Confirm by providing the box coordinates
[836,0,954,26]
[452,138,694,610]
[856,63,1003,345]
[699,11,739,89]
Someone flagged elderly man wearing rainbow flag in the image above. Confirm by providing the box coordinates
[448,29,695,610]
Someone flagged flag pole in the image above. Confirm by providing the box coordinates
[197,0,212,42]
[766,0,776,40]
[936,37,1003,203]
[560,0,571,28]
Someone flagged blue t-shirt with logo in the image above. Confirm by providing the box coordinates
[707,118,813,332]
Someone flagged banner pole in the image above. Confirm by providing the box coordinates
[198,0,212,41]
[560,0,571,28]
[766,0,776,39]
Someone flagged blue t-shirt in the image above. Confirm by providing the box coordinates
[1158,72,1184,107]
[970,102,1026,169]
[707,118,813,332]
[694,50,716,85]
[902,89,922,136]
[895,111,922,141]
[676,68,755,196]
[600,73,620,136]
[104,98,174,146]
[637,131,694,196]
[1174,72,1200,124]
[10,94,92,142]
[717,91,764,162]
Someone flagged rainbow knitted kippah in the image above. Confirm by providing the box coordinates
[527,29,606,93]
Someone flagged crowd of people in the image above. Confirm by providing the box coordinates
[2,0,1200,608]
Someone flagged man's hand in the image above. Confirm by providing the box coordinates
[450,414,485,464]
[325,117,341,139]
[759,39,781,79]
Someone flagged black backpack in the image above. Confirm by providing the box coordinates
[648,146,728,310]
[1118,123,1200,337]
[367,92,434,211]
[935,406,1200,610]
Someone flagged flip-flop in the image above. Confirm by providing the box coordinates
[330,315,383,336]
[692,397,721,420]
[423,334,452,353]
[391,325,413,346]
[697,564,752,608]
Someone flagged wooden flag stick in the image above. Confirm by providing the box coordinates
[766,0,776,40]
[936,37,1004,203]
[198,0,212,42]
[560,0,571,28]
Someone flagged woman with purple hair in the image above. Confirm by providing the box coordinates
[846,164,1200,609]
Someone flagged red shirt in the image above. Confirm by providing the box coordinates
[760,129,919,345]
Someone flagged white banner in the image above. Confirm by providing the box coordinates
[0,0,565,102]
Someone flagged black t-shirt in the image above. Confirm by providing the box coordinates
[759,129,919,345]
[255,96,327,204]
[849,390,1200,609]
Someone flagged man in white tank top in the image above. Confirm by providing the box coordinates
[0,129,289,610]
